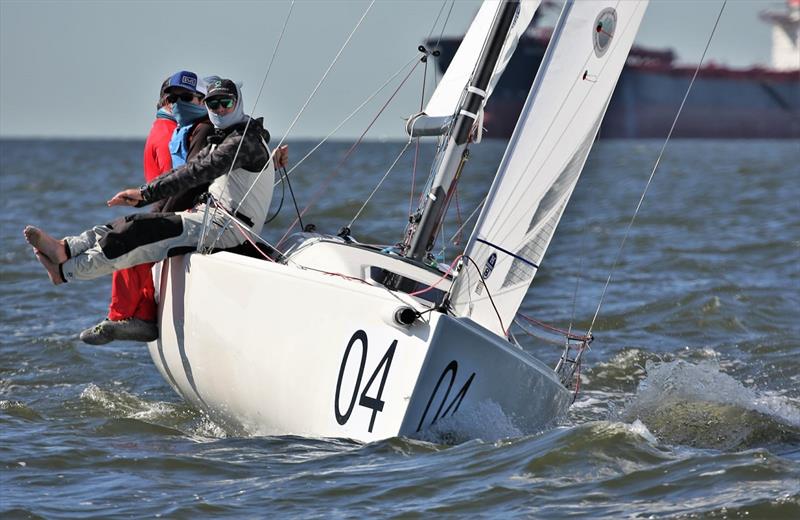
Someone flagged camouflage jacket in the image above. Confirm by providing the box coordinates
[139,117,271,206]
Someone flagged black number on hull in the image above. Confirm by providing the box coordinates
[335,330,368,425]
[359,340,397,432]
[334,331,398,432]
[416,360,476,432]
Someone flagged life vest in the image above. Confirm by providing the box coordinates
[207,137,274,236]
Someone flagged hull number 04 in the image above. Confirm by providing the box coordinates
[334,330,397,433]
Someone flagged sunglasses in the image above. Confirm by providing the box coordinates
[206,98,235,110]
[166,93,198,104]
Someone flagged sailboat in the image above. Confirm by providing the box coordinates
[149,0,649,442]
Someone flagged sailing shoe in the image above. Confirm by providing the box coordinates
[79,318,159,344]
[79,319,115,345]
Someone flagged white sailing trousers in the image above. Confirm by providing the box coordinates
[61,204,243,281]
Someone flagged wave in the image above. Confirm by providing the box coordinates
[621,359,800,450]
[79,383,229,440]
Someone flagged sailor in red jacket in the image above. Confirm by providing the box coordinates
[79,71,202,344]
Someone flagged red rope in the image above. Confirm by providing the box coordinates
[298,265,372,286]
[516,312,591,342]
[407,254,461,297]
[452,186,463,246]
[218,208,277,263]
[277,59,422,247]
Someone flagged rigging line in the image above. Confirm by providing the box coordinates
[280,54,419,184]
[516,313,590,342]
[452,184,463,245]
[274,0,375,152]
[230,219,278,263]
[429,0,449,101]
[462,255,506,335]
[282,165,304,230]
[425,0,451,42]
[348,139,413,228]
[224,0,296,181]
[209,0,374,252]
[204,0,295,250]
[212,201,280,258]
[277,57,423,246]
[513,319,576,347]
[407,254,461,297]
[588,0,728,334]
[403,134,448,251]
[264,167,286,224]
[409,138,421,216]
[440,219,447,264]
[434,0,457,48]
[429,149,469,251]
[569,221,586,342]
[448,194,486,243]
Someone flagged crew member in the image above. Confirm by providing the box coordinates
[25,79,278,297]
[79,71,211,344]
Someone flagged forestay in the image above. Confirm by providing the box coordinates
[406,0,540,137]
[449,0,650,337]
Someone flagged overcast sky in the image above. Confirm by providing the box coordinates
[0,0,783,140]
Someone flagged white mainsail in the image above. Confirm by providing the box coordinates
[407,0,540,136]
[449,0,650,337]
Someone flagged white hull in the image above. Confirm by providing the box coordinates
[149,242,570,442]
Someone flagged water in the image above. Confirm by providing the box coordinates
[1,138,798,518]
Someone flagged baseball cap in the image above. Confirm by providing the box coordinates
[163,70,201,94]
[205,78,238,100]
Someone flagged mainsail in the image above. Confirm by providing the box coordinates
[406,0,540,137]
[449,0,650,337]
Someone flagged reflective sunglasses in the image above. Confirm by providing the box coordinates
[206,98,235,110]
[166,93,197,104]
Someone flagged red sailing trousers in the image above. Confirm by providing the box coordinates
[107,116,176,322]
[108,262,156,321]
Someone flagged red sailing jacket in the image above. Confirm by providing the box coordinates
[142,116,178,182]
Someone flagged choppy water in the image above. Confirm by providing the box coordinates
[1,138,798,518]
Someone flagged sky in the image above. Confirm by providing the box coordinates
[0,0,785,140]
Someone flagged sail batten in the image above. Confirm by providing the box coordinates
[449,0,650,337]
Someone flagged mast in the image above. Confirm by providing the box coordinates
[406,0,521,262]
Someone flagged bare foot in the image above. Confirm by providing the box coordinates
[24,226,67,263]
[33,248,64,285]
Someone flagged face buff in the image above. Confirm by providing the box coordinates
[156,107,176,122]
[172,100,208,127]
[207,83,247,130]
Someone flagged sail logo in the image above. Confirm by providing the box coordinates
[593,8,617,58]
[482,252,497,279]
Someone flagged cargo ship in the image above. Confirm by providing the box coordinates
[428,0,800,139]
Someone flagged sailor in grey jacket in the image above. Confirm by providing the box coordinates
[24,78,280,285]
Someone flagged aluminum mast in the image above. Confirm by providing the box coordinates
[406,0,521,262]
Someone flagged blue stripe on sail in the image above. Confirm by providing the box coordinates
[475,238,539,269]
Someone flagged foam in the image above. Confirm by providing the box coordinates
[416,399,523,444]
